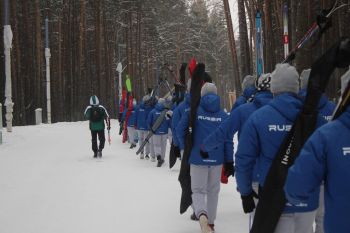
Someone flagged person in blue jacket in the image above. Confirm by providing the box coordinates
[136,95,153,159]
[202,73,273,154]
[231,74,256,110]
[126,99,138,149]
[146,98,157,162]
[171,79,191,149]
[235,63,326,233]
[201,73,273,223]
[299,68,336,233]
[300,68,336,121]
[176,83,231,233]
[147,98,170,167]
[285,69,350,233]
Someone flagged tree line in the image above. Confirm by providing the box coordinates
[0,0,349,126]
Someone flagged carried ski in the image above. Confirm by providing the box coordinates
[283,0,348,63]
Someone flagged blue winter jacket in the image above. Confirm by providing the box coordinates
[203,91,273,181]
[171,94,191,146]
[285,105,350,233]
[147,103,170,135]
[235,93,326,213]
[176,94,230,166]
[299,89,336,121]
[231,86,256,111]
[126,104,137,127]
[136,102,153,130]
[203,91,273,153]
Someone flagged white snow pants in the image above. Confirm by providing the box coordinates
[314,185,325,233]
[127,127,137,145]
[153,134,167,159]
[274,210,316,233]
[190,164,221,225]
[138,130,150,155]
[167,128,172,145]
[249,182,260,228]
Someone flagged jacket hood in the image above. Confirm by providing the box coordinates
[269,93,303,122]
[200,94,221,113]
[155,103,165,111]
[243,86,256,99]
[253,91,273,108]
[185,93,191,104]
[338,105,350,130]
[299,89,329,109]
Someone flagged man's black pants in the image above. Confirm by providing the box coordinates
[91,130,105,153]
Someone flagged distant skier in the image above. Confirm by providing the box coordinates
[285,70,350,233]
[147,98,171,167]
[84,95,110,158]
[177,83,231,233]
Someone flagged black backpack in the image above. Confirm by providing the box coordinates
[90,106,103,122]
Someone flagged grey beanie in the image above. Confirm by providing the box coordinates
[242,75,256,90]
[300,69,311,90]
[187,79,192,93]
[201,83,217,97]
[341,68,350,95]
[271,63,300,94]
[158,98,165,105]
[256,73,271,91]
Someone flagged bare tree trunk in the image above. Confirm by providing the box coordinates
[237,0,252,77]
[223,0,241,95]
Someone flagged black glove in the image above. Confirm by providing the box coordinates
[241,191,259,213]
[200,149,209,159]
[224,162,234,177]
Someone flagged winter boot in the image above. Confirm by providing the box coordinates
[208,224,215,232]
[190,212,199,221]
[151,155,156,162]
[140,153,144,159]
[97,150,102,158]
[156,155,164,167]
[93,152,98,158]
[129,144,133,149]
[199,214,213,233]
[145,154,150,160]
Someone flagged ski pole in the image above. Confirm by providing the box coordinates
[282,0,349,64]
[107,117,111,145]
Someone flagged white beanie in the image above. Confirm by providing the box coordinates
[158,98,165,105]
[300,69,311,90]
[271,63,300,94]
[143,95,150,102]
[256,73,271,91]
[341,68,350,95]
[201,83,217,97]
[90,95,99,106]
[166,95,173,103]
[242,75,256,90]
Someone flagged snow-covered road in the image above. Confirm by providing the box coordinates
[0,121,247,233]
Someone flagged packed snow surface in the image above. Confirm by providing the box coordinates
[0,121,247,233]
